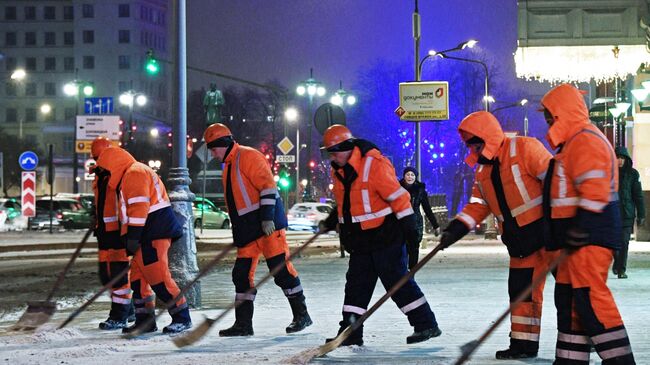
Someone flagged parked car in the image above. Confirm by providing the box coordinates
[31,197,92,230]
[0,198,28,230]
[55,193,95,211]
[287,202,333,232]
[192,197,230,229]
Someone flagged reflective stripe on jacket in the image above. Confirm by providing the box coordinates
[222,143,287,246]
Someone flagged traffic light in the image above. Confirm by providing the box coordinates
[145,49,160,75]
[278,168,291,190]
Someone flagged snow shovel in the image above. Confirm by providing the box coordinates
[123,243,236,338]
[287,241,447,364]
[173,231,322,348]
[9,227,94,332]
[453,249,569,365]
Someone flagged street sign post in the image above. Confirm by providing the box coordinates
[76,115,121,153]
[18,151,38,171]
[277,137,295,155]
[21,171,36,217]
[397,81,449,121]
[276,155,296,163]
[84,97,114,114]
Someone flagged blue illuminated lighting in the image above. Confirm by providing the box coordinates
[440,153,445,158]
[424,139,429,144]
[429,159,434,163]
[429,144,434,149]
[401,131,407,137]
[405,142,410,147]
[440,142,445,148]
[433,153,438,159]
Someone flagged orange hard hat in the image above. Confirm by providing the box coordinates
[91,137,112,159]
[322,124,354,151]
[204,123,233,148]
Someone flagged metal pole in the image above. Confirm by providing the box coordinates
[73,94,79,193]
[524,107,529,136]
[167,0,200,306]
[49,144,54,234]
[296,126,300,202]
[413,0,421,177]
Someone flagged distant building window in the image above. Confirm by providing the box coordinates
[5,82,17,96]
[4,6,16,20]
[118,30,130,43]
[5,32,17,46]
[25,32,36,46]
[83,56,94,69]
[44,32,56,46]
[44,6,56,20]
[64,136,74,152]
[64,32,74,45]
[63,6,73,20]
[44,82,56,96]
[83,30,94,44]
[44,108,55,122]
[24,6,36,20]
[44,57,56,71]
[25,108,36,123]
[118,81,129,93]
[118,55,130,69]
[64,57,74,71]
[65,107,76,120]
[6,108,17,123]
[118,4,130,18]
[25,135,37,144]
[5,57,16,71]
[25,82,37,96]
[82,4,94,18]
[25,57,37,71]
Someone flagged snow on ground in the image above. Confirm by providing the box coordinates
[1,243,649,364]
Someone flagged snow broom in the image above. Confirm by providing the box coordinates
[9,227,94,332]
[453,248,569,365]
[173,231,322,348]
[286,240,447,364]
[123,243,236,338]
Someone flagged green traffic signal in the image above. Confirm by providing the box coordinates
[279,177,290,188]
[145,49,160,75]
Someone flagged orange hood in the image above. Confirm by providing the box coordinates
[540,83,590,149]
[95,147,136,190]
[458,111,505,167]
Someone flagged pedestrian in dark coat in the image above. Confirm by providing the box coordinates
[614,146,645,279]
[399,167,439,270]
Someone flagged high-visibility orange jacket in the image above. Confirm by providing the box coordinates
[222,143,287,247]
[328,139,415,252]
[456,111,552,257]
[541,84,621,250]
[96,148,182,243]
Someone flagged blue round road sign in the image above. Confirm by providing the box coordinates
[19,151,38,170]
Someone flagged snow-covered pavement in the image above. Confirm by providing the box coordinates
[1,241,649,364]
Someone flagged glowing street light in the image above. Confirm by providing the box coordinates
[330,81,357,106]
[40,103,52,114]
[10,69,26,81]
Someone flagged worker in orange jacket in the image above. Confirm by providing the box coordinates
[319,125,440,346]
[90,137,134,330]
[439,111,556,359]
[540,84,634,364]
[96,147,191,334]
[203,123,311,337]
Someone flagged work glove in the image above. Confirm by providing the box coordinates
[565,227,589,248]
[637,218,646,226]
[439,219,470,250]
[126,239,141,256]
[319,210,339,233]
[261,220,275,236]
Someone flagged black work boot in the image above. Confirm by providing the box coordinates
[127,302,136,322]
[286,294,313,333]
[122,313,158,334]
[163,307,192,334]
[99,302,131,330]
[406,326,442,344]
[219,300,254,337]
[325,313,363,346]
[495,348,538,359]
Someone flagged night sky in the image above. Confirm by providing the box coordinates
[186,0,519,95]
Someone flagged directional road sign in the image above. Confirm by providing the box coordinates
[18,151,38,170]
[21,171,36,217]
[84,97,114,114]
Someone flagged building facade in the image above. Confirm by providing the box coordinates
[0,0,170,194]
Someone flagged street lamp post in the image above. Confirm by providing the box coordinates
[330,81,357,107]
[492,99,529,135]
[284,107,300,205]
[64,70,94,193]
[296,68,325,200]
[119,89,147,149]
[7,69,27,139]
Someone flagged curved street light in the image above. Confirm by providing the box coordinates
[330,80,357,106]
[418,39,478,77]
